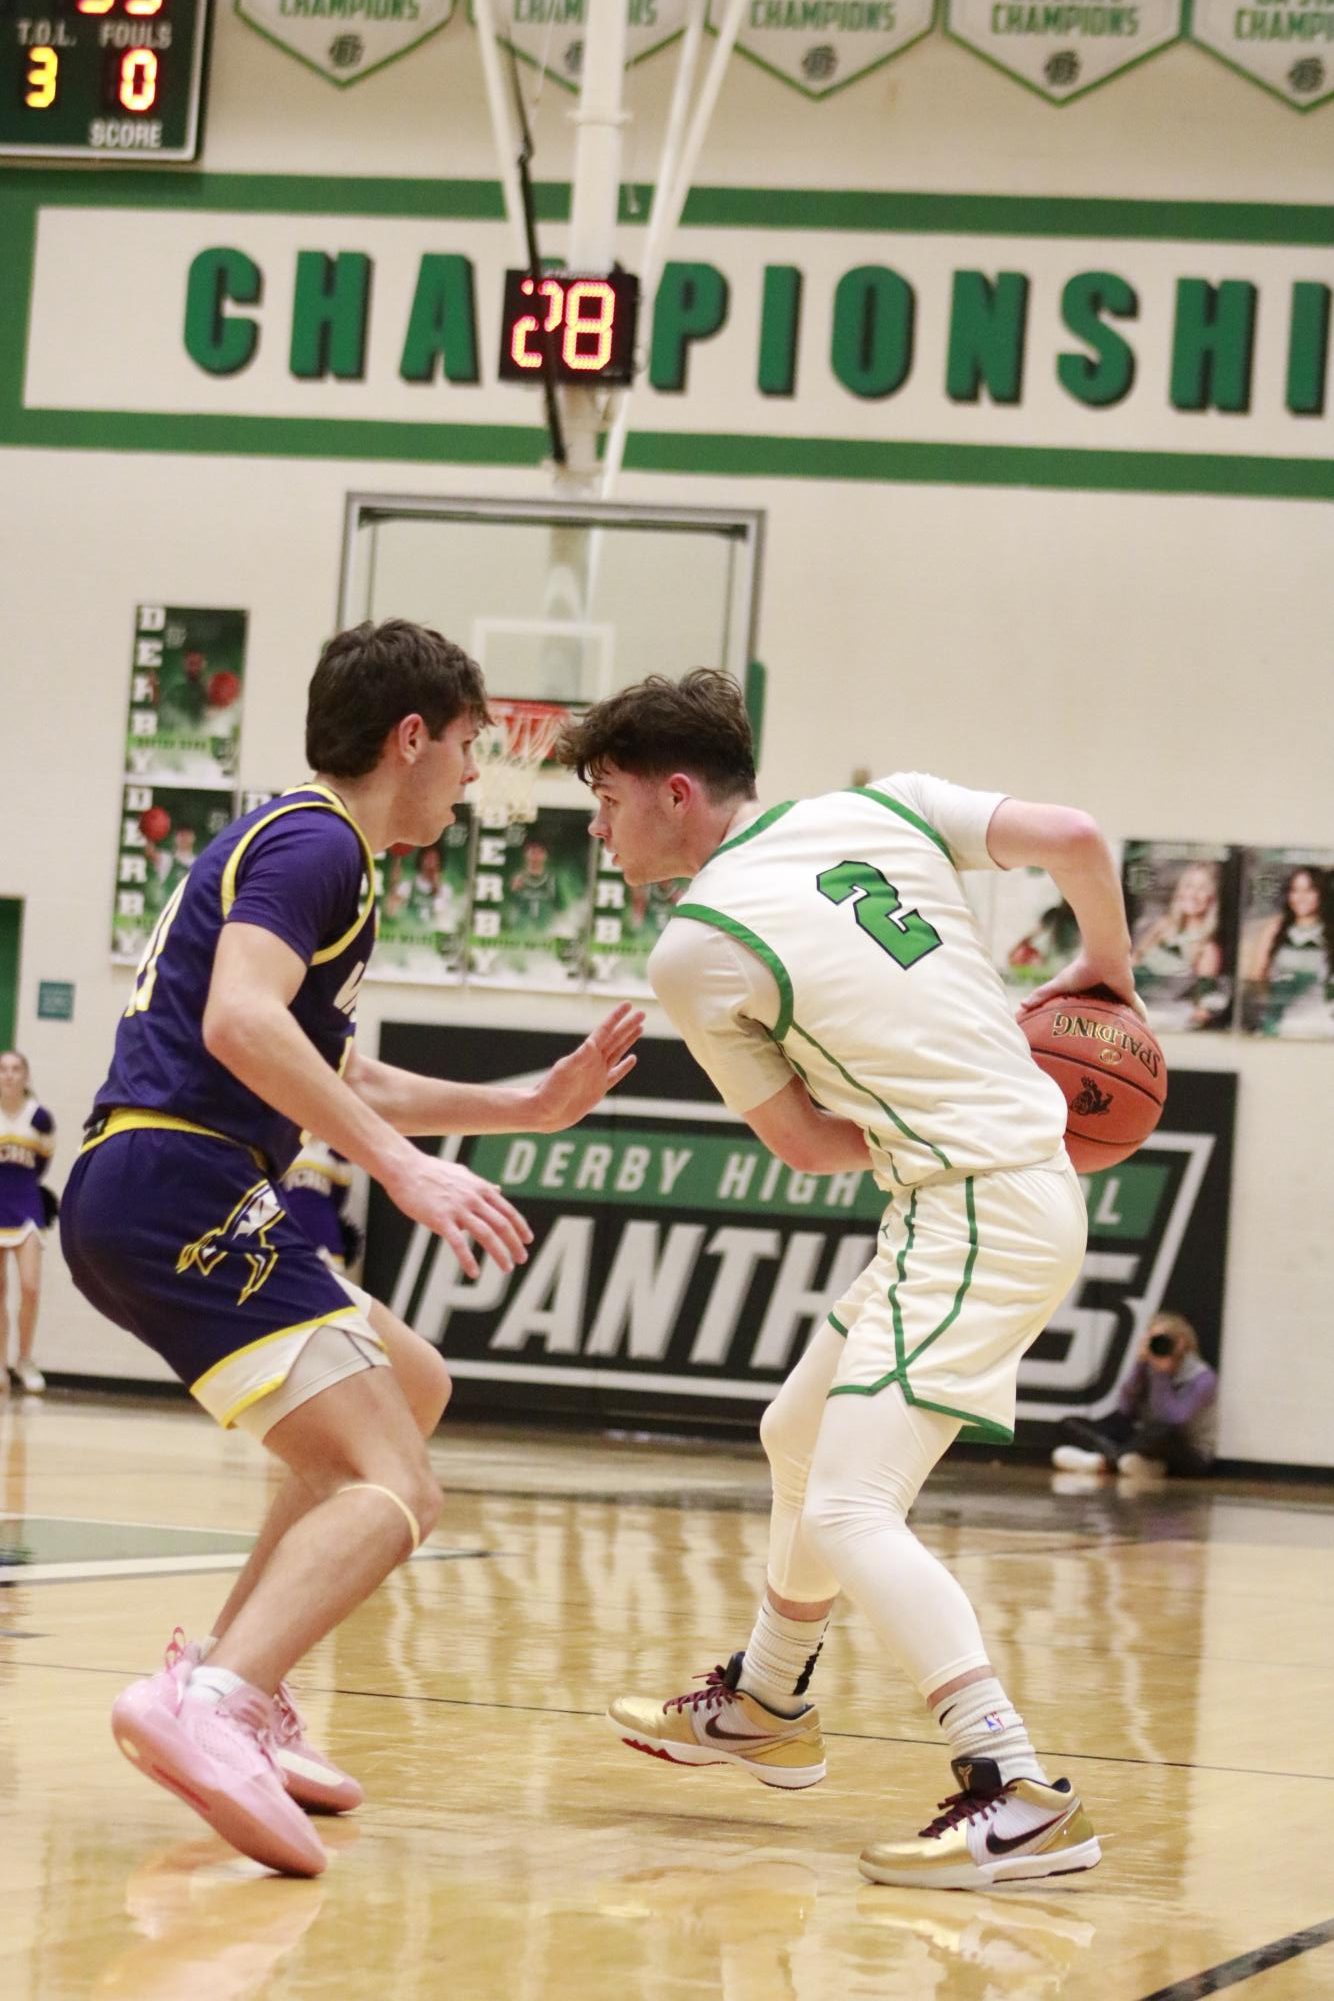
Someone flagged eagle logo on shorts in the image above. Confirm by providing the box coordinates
[177,1182,286,1305]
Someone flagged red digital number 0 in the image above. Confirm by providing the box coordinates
[562,281,616,373]
[118,47,158,111]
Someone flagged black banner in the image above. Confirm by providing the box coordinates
[366,1024,1235,1441]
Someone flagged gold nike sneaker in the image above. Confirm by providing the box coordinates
[859,1757,1102,1891]
[607,1651,826,1790]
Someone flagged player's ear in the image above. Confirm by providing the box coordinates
[396,712,429,762]
[665,772,694,810]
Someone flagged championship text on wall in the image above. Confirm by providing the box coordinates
[8,181,1334,494]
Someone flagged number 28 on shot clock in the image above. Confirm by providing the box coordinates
[498,270,640,387]
[1,0,209,161]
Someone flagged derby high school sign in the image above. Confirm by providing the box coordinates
[6,176,1334,498]
[364,1026,1235,1439]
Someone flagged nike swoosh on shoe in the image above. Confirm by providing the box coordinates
[701,1716,803,1747]
[985,1812,1072,1857]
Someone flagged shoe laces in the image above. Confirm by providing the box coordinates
[665,1665,739,1714]
[919,1784,1009,1840]
[163,1625,191,1672]
[271,1682,305,1747]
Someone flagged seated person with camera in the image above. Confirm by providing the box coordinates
[1053,1313,1218,1478]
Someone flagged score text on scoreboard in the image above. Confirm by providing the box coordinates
[1,0,209,162]
[497,270,639,387]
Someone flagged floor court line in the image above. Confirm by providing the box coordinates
[11,1656,1332,1789]
[1139,1917,1334,1999]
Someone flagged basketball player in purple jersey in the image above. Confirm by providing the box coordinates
[61,621,643,1876]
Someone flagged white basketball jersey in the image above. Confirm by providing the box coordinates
[654,777,1068,1191]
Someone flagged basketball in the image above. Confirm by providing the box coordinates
[138,805,171,843]
[1021,986,1167,1173]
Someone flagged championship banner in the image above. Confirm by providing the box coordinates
[1124,840,1241,1035]
[125,604,247,788]
[1189,0,1334,110]
[468,807,593,990]
[112,782,234,962]
[370,809,474,986]
[945,0,1180,101]
[1238,846,1334,1038]
[470,0,688,93]
[364,1024,1236,1440]
[234,0,456,88]
[720,0,935,100]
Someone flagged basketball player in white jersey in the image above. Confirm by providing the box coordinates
[559,670,1140,1891]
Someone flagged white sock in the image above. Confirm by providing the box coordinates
[736,1602,829,1717]
[185,1664,246,1708]
[931,1677,1047,1787]
[198,1634,219,1660]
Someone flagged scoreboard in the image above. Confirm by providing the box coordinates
[0,0,209,161]
[498,269,640,387]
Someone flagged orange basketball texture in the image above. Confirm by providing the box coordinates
[1020,990,1167,1173]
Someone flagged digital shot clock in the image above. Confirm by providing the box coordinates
[497,268,640,387]
[1,0,209,162]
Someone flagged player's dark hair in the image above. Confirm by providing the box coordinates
[306,620,489,778]
[556,669,756,802]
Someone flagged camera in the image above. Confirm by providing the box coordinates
[1147,1332,1178,1358]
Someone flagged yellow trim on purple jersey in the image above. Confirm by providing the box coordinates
[0,1131,53,1157]
[79,1107,264,1169]
[219,785,379,966]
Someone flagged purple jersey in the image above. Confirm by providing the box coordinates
[0,1095,54,1238]
[281,1139,352,1261]
[93,785,377,1176]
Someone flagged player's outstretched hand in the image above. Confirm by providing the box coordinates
[530,1003,646,1132]
[386,1152,533,1280]
[1019,951,1147,1021]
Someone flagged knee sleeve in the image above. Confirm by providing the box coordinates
[760,1323,846,1603]
[801,1390,990,1696]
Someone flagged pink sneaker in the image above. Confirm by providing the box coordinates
[168,1631,363,1815]
[271,1682,364,1814]
[111,1657,326,1877]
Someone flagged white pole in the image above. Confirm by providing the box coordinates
[560,0,630,491]
[542,0,630,683]
[568,0,629,272]
[472,0,531,269]
[599,0,745,501]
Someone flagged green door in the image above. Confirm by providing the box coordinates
[0,901,22,1052]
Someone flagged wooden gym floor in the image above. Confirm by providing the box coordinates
[2,1391,1333,2001]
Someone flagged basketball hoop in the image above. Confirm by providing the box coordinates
[471,697,575,824]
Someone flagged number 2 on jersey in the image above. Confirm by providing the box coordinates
[816,861,943,969]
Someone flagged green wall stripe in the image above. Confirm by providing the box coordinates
[4,406,1333,503]
[7,172,1334,245]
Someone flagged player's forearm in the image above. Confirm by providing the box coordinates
[346,1054,546,1137]
[203,1000,416,1184]
[1045,828,1132,969]
[792,1112,875,1174]
[989,803,1130,967]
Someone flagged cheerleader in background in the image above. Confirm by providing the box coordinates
[0,1050,56,1394]
[279,1135,361,1274]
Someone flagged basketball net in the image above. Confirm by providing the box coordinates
[471,697,573,824]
